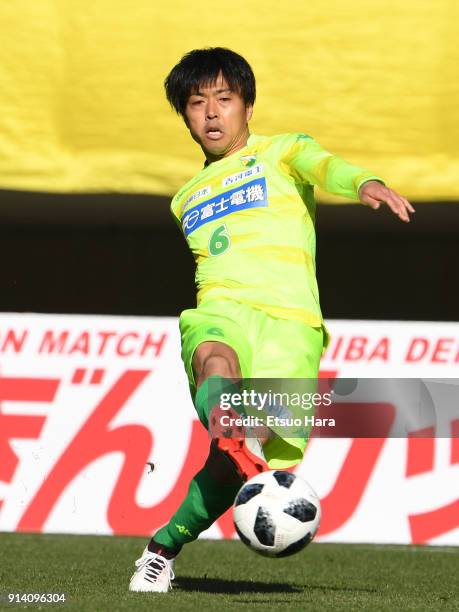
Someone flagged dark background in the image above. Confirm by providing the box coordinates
[0,190,457,321]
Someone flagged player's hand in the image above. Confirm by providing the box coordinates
[358,180,415,223]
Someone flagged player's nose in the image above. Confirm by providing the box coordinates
[205,99,218,119]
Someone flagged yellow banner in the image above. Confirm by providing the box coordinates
[0,0,458,200]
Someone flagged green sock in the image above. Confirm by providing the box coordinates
[153,464,241,549]
[153,376,243,550]
[193,375,241,428]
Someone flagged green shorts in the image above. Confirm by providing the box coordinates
[179,299,325,469]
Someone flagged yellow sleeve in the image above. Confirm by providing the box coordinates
[283,133,384,201]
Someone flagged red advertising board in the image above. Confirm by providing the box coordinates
[0,315,457,545]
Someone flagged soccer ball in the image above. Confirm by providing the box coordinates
[233,470,321,557]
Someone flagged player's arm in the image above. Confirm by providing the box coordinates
[170,192,187,234]
[285,134,415,222]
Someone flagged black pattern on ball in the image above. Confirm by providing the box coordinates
[253,506,275,546]
[276,532,313,557]
[283,499,317,523]
[273,471,296,488]
[235,483,265,506]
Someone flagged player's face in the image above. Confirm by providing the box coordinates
[184,74,253,162]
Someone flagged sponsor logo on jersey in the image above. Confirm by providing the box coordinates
[206,327,224,336]
[240,154,258,167]
[222,163,263,187]
[184,185,211,207]
[296,133,312,142]
[181,177,268,237]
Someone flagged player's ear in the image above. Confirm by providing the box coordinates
[245,104,253,122]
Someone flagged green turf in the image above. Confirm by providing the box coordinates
[0,534,458,611]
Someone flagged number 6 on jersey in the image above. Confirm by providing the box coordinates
[209,224,230,256]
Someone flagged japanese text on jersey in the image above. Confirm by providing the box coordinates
[181,177,268,236]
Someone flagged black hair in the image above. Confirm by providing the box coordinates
[164,47,256,117]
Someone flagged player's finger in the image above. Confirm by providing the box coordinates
[393,195,413,221]
[387,191,415,216]
[377,193,407,221]
[401,196,415,213]
[361,194,381,209]
[385,195,410,222]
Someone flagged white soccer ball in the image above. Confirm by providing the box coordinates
[233,470,321,557]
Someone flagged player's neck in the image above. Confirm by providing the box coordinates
[203,129,250,166]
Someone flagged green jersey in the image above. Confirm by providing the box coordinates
[171,132,382,328]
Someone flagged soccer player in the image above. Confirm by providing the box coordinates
[129,47,414,592]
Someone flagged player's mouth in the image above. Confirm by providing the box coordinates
[205,126,224,140]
